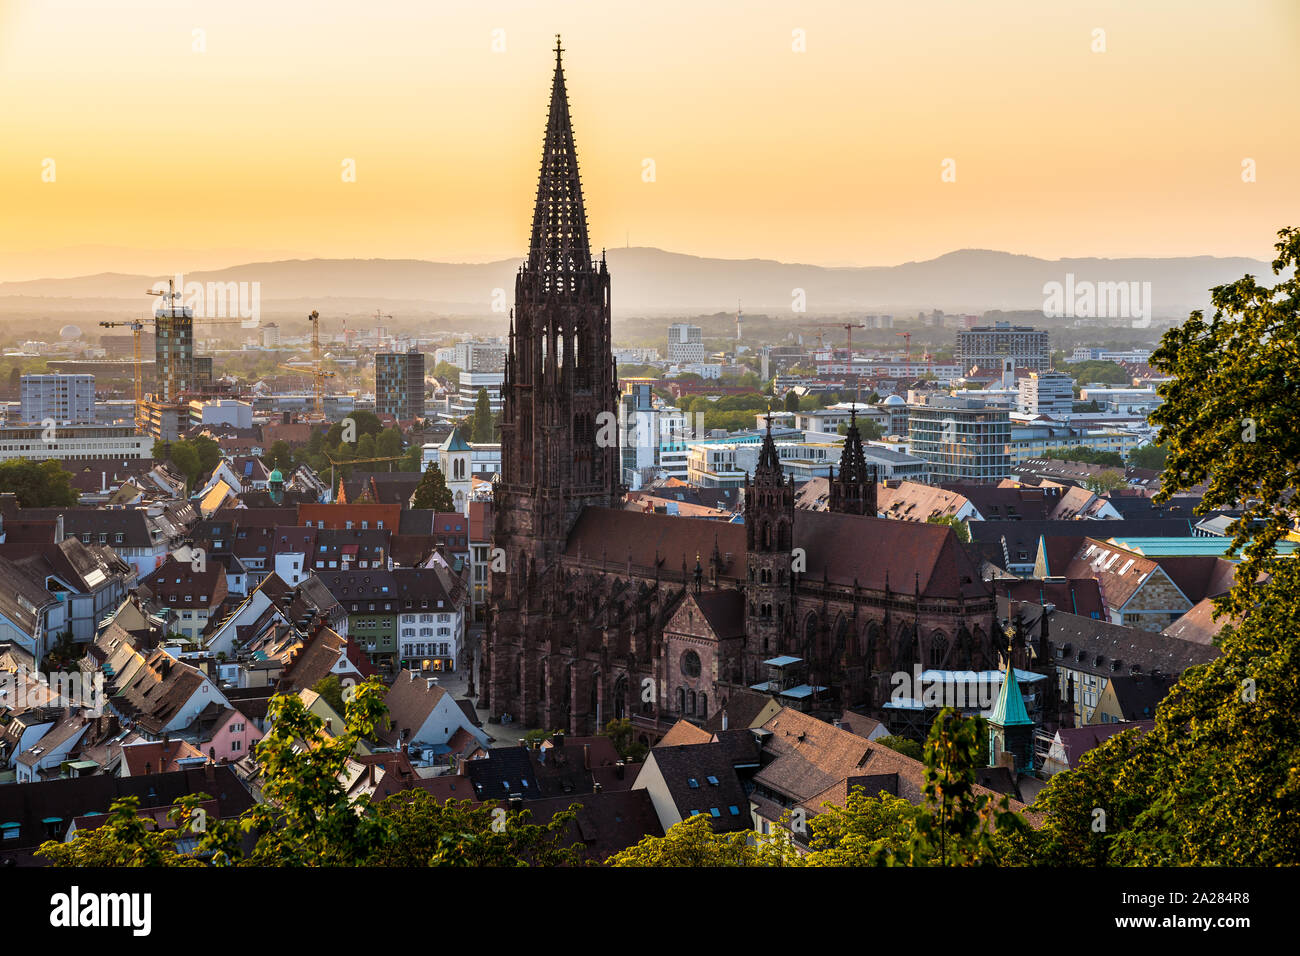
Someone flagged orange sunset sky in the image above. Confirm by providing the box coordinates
[1,0,1297,281]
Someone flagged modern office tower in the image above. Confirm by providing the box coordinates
[375,349,427,420]
[956,322,1050,372]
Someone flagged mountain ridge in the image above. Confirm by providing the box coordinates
[0,247,1277,316]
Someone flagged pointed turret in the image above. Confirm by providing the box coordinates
[755,413,782,481]
[828,408,878,515]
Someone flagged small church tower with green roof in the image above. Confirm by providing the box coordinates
[988,658,1035,772]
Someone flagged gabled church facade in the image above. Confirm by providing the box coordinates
[482,42,1012,740]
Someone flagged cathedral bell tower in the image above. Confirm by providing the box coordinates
[744,415,795,679]
[484,39,621,721]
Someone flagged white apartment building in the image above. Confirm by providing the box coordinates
[1018,371,1075,418]
[20,374,95,424]
[448,371,504,418]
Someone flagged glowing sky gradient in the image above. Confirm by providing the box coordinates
[1,0,1297,280]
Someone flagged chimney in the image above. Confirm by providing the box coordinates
[583,744,591,771]
[426,677,437,692]
[518,738,528,749]
[614,760,626,780]
[55,514,64,542]
[553,731,565,752]
[721,709,729,732]
[593,781,603,793]
[368,762,378,787]
[409,671,416,682]
[204,761,215,784]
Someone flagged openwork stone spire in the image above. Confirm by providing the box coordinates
[756,413,782,480]
[527,35,592,293]
[829,408,878,515]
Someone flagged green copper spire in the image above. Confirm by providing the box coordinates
[989,663,1033,727]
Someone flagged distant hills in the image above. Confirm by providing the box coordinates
[0,247,1278,318]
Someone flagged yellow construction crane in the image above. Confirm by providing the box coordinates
[97,320,146,432]
[297,310,333,421]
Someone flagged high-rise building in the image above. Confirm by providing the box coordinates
[375,349,426,421]
[956,322,1049,372]
[908,396,1011,482]
[666,323,705,363]
[20,373,95,424]
[153,292,194,402]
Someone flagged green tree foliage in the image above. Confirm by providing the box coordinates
[400,442,424,472]
[368,790,582,866]
[838,418,884,440]
[266,440,294,471]
[600,718,648,762]
[1018,227,1300,865]
[876,735,924,760]
[1148,227,1300,617]
[1066,360,1131,385]
[802,788,918,866]
[325,411,383,446]
[312,674,347,714]
[168,442,202,485]
[190,435,222,477]
[470,387,494,443]
[431,360,462,383]
[1038,446,1124,467]
[616,363,659,379]
[239,678,392,865]
[1127,441,1169,471]
[926,514,971,543]
[1083,471,1128,495]
[376,426,403,459]
[0,458,79,507]
[38,679,582,867]
[899,709,1027,866]
[36,795,211,867]
[412,460,455,511]
[608,811,798,867]
[784,391,800,412]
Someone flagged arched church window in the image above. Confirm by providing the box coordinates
[930,633,948,668]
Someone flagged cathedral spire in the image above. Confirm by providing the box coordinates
[828,407,878,515]
[755,413,781,480]
[527,35,592,292]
